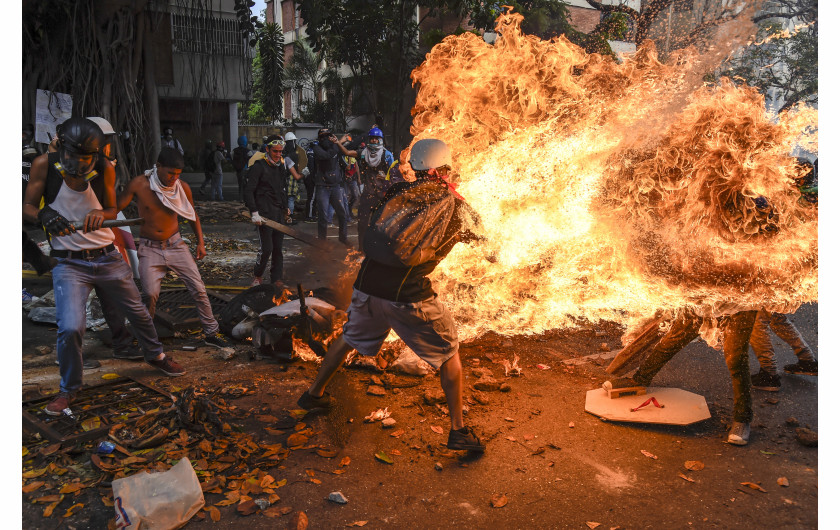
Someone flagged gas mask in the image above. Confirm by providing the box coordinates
[57,148,99,181]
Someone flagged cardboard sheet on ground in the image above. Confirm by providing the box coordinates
[585,387,710,425]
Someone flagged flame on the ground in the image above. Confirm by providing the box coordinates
[405,10,817,342]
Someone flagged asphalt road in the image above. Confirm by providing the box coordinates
[21,207,818,528]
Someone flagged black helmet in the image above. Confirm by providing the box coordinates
[56,117,103,177]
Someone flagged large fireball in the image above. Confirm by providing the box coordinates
[404,10,817,344]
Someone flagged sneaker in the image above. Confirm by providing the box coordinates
[250,277,262,288]
[783,359,817,376]
[44,392,73,416]
[113,344,144,361]
[147,355,187,377]
[751,369,781,391]
[204,332,233,349]
[297,390,334,411]
[447,426,485,452]
[727,421,751,445]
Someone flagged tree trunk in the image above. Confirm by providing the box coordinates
[143,13,160,166]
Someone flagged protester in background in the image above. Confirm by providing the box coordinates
[209,141,227,201]
[198,140,214,196]
[311,128,349,245]
[24,117,185,416]
[161,126,184,155]
[117,147,233,349]
[297,138,485,453]
[244,135,290,289]
[334,127,401,250]
[283,132,305,224]
[232,135,251,200]
[342,142,361,221]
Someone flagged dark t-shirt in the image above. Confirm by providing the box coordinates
[354,186,476,302]
[310,141,343,186]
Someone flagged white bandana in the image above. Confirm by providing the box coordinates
[364,145,385,168]
[146,165,196,221]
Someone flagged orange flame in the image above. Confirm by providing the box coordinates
[404,10,817,342]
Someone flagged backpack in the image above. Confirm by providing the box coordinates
[204,150,217,173]
[363,178,456,267]
[232,147,249,171]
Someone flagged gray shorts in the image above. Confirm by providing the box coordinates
[342,288,459,369]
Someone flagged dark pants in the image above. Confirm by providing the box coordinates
[94,286,135,351]
[23,231,53,275]
[254,223,285,282]
[315,185,348,243]
[236,168,248,201]
[633,311,757,423]
[304,177,316,218]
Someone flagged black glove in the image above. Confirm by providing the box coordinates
[38,206,75,236]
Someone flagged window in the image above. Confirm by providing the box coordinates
[171,13,244,56]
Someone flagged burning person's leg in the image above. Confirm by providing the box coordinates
[722,311,757,445]
[749,309,782,391]
[765,312,817,375]
[604,312,701,392]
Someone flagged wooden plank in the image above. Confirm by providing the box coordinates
[241,211,339,252]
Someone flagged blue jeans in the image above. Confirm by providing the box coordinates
[52,251,163,394]
[210,172,224,201]
[315,185,348,243]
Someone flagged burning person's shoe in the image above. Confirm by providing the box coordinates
[297,390,334,411]
[147,355,186,377]
[783,359,818,376]
[750,369,781,391]
[44,392,74,416]
[447,426,485,452]
[727,421,751,446]
[203,332,234,349]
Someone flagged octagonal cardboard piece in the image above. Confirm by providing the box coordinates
[585,387,711,425]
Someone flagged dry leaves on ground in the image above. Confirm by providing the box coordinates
[490,493,508,508]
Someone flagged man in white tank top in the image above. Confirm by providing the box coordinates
[23,117,187,417]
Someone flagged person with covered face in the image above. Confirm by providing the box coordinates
[244,134,291,289]
[116,146,233,350]
[311,128,350,245]
[297,138,485,454]
[24,117,186,416]
[332,126,402,251]
[161,126,184,155]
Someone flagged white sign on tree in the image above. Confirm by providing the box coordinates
[35,89,73,144]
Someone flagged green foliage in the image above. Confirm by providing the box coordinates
[285,40,348,130]
[716,11,817,111]
[253,22,286,123]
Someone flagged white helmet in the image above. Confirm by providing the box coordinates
[284,132,297,141]
[86,116,115,135]
[409,138,451,171]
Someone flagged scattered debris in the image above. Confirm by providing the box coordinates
[684,461,704,471]
[473,376,501,392]
[346,521,368,527]
[568,422,574,428]
[328,491,348,504]
[288,510,309,529]
[490,493,508,508]
[366,385,387,396]
[795,427,817,447]
[678,473,695,483]
[536,364,551,370]
[381,418,396,429]
[785,417,799,427]
[424,389,446,405]
[374,451,394,464]
[741,482,767,493]
[472,392,490,405]
[586,522,601,529]
[364,408,391,423]
[502,354,522,377]
[640,450,658,460]
[777,477,790,487]
[434,462,443,471]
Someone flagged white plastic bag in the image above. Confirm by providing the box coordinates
[113,457,205,529]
